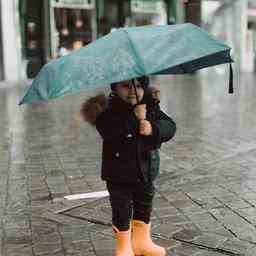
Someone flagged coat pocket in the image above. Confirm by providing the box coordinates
[102,139,138,181]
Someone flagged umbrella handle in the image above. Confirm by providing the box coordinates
[132,79,140,103]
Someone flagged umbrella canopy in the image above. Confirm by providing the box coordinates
[19,23,233,105]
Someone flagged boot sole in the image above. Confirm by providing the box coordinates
[135,247,177,256]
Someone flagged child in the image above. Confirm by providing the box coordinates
[81,76,176,256]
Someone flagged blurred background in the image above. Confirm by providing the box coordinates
[0,0,255,82]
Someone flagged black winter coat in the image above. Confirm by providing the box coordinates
[96,95,176,184]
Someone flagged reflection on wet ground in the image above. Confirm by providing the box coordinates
[1,69,256,255]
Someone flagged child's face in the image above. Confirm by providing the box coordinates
[114,80,144,105]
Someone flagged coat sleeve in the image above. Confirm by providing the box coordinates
[95,110,139,142]
[141,110,176,151]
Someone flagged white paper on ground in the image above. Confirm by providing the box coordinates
[64,190,109,200]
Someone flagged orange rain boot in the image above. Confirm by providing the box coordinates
[112,225,135,256]
[131,220,166,256]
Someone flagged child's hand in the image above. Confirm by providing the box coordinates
[134,104,146,120]
[139,120,152,136]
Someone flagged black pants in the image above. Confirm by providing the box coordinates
[106,180,155,231]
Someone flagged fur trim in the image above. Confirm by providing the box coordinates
[80,87,160,126]
[147,86,160,102]
[80,94,108,126]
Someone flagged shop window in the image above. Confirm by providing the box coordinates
[50,0,96,58]
[54,8,93,56]
[23,0,45,78]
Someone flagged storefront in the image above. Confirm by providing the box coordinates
[13,0,255,80]
[19,0,177,78]
[50,0,96,58]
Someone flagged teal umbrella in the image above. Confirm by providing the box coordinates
[19,23,233,105]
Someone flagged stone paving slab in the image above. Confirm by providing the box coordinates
[2,73,256,255]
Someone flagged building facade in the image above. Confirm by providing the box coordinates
[0,0,254,82]
[21,0,179,79]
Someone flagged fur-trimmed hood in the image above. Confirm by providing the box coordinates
[80,94,108,126]
[80,87,160,126]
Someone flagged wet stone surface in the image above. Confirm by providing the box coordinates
[1,71,256,255]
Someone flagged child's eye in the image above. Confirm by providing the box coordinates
[121,83,143,89]
[134,84,143,89]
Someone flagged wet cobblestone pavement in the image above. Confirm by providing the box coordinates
[1,69,256,255]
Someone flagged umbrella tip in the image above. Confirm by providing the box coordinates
[228,62,234,94]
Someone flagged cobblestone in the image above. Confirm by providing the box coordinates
[1,72,256,255]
